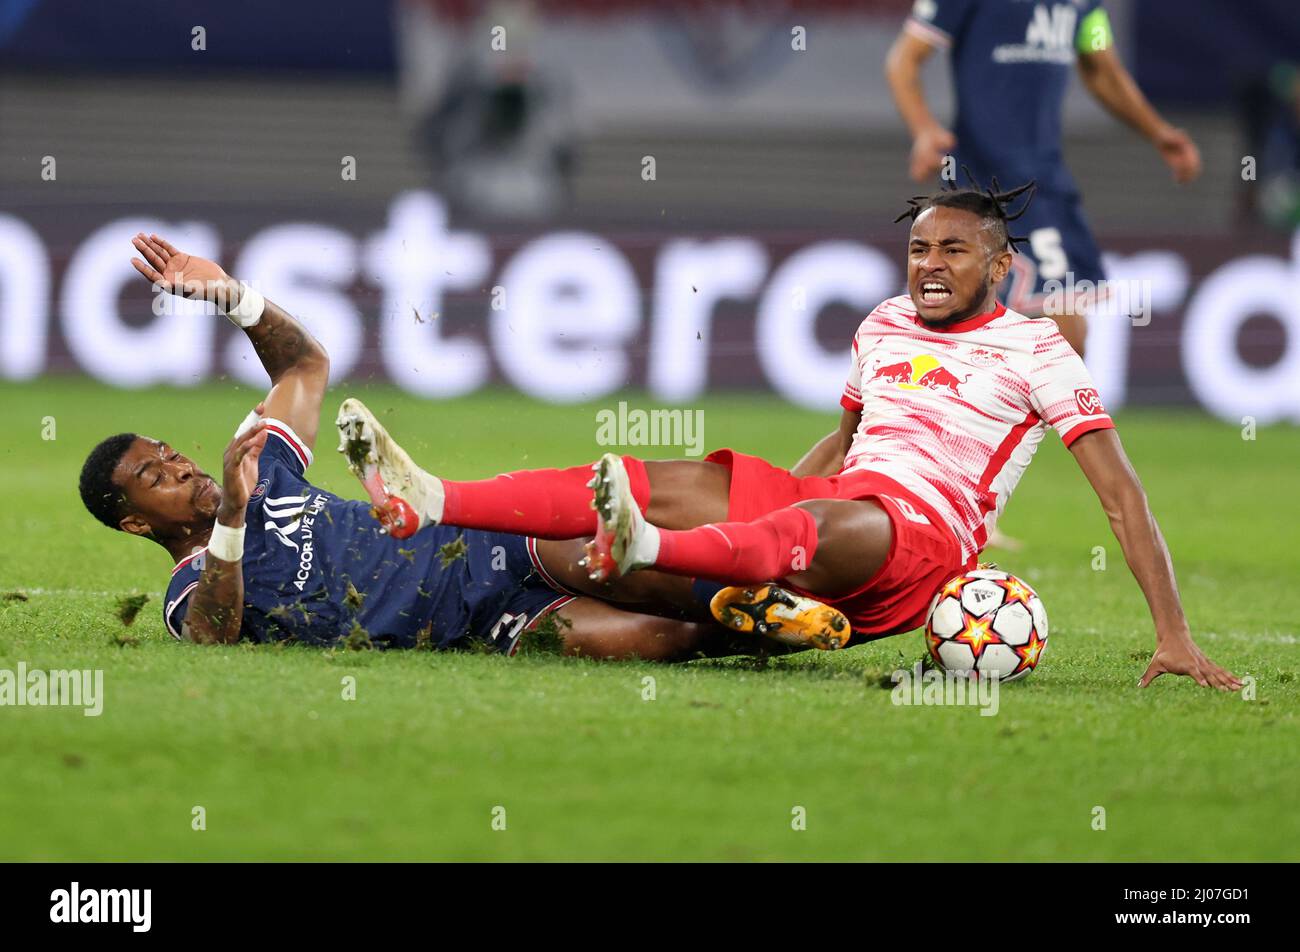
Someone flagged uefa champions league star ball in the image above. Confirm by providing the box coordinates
[924,567,1048,682]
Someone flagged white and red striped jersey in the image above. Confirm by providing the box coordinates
[840,295,1113,561]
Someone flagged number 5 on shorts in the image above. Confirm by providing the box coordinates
[1029,227,1068,281]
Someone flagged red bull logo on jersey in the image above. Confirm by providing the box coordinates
[870,354,971,397]
[968,347,1008,367]
[872,360,914,383]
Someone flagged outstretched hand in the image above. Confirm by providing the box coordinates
[1139,636,1242,691]
[131,233,237,305]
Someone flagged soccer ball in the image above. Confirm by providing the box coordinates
[924,568,1048,682]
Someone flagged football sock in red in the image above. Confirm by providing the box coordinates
[440,457,649,538]
[653,507,818,584]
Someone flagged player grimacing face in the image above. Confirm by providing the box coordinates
[112,437,221,541]
[907,206,1013,325]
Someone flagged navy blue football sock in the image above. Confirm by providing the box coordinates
[691,577,726,611]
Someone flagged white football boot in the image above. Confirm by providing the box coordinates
[335,397,444,539]
[583,452,659,582]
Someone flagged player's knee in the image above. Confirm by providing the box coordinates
[790,500,846,550]
[789,499,890,592]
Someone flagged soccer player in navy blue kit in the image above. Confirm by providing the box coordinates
[76,234,728,660]
[885,0,1202,354]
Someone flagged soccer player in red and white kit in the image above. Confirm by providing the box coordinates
[337,184,1240,691]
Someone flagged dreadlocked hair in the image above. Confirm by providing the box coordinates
[894,170,1037,253]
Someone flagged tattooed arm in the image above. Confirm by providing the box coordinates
[240,294,329,451]
[130,233,330,451]
[182,424,268,645]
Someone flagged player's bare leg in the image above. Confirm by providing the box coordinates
[584,453,890,650]
[640,459,730,528]
[539,597,797,662]
[535,537,707,618]
[335,398,730,540]
[537,521,854,650]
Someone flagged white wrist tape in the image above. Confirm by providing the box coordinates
[225,282,265,328]
[208,521,245,562]
[232,408,262,440]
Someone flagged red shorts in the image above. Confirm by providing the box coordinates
[704,449,973,639]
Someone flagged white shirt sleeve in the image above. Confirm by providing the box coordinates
[841,335,864,412]
[1026,326,1115,447]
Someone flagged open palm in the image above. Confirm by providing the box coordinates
[130,232,233,301]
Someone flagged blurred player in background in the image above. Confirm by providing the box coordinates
[1238,60,1300,228]
[885,0,1202,355]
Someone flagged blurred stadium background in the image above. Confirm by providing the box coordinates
[1,0,1297,420]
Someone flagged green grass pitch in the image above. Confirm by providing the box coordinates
[0,378,1296,861]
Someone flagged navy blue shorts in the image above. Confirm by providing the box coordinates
[455,534,576,655]
[1001,189,1106,314]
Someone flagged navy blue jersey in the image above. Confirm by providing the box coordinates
[1001,187,1105,306]
[907,0,1106,197]
[907,0,1110,301]
[162,419,573,652]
